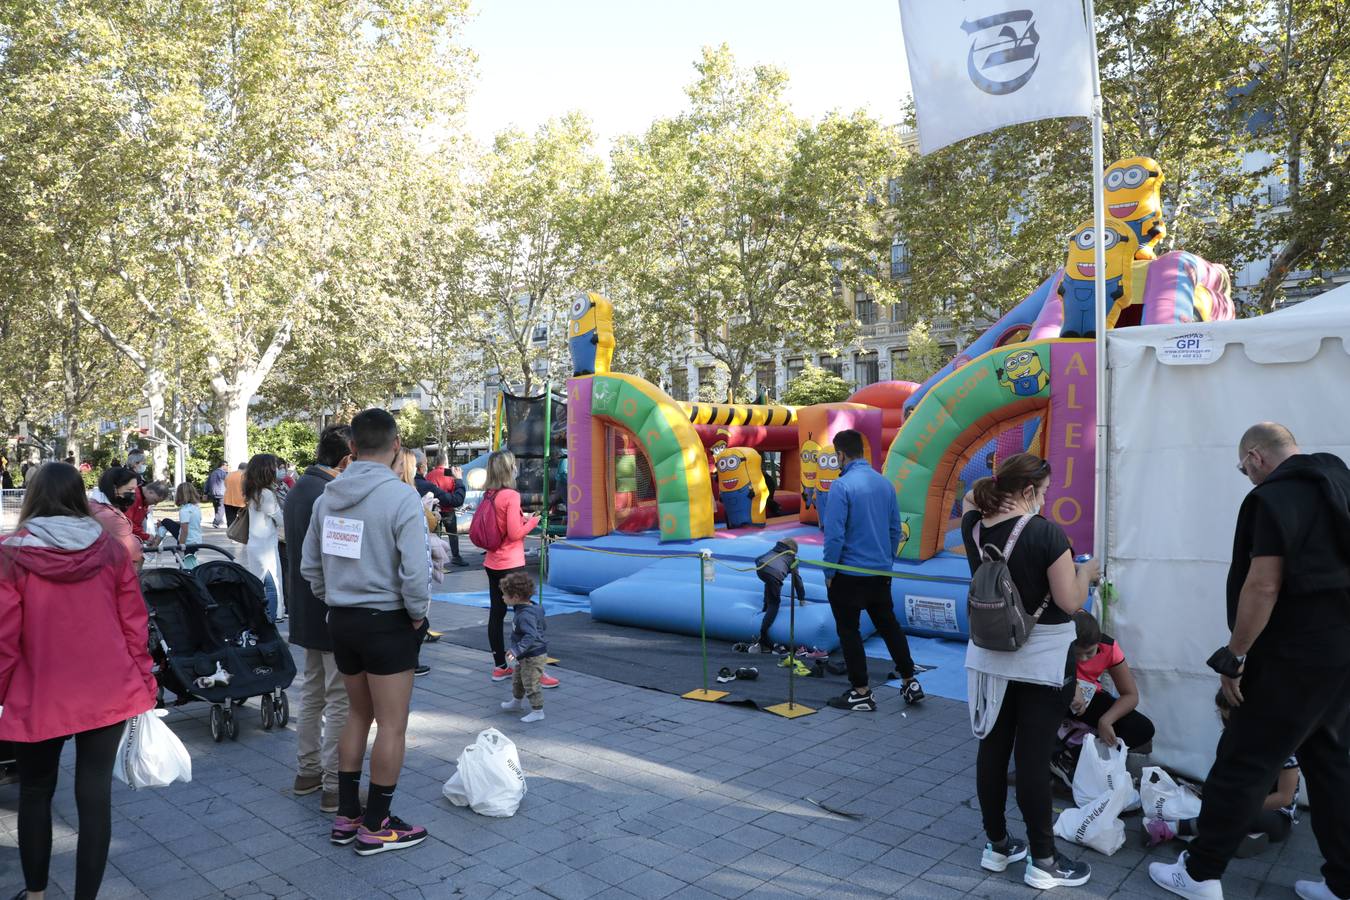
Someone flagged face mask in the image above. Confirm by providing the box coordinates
[112,493,135,510]
[275,470,286,482]
[134,464,146,474]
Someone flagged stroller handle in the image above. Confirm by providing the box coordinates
[181,543,236,561]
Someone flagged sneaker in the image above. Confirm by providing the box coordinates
[981,838,1028,873]
[902,680,925,705]
[1050,750,1077,790]
[423,630,442,643]
[450,557,470,567]
[772,643,790,655]
[797,646,829,660]
[1295,879,1348,900]
[501,697,524,711]
[414,665,431,677]
[353,815,428,856]
[320,790,339,814]
[521,709,545,723]
[1025,853,1091,889]
[293,773,323,796]
[827,689,876,712]
[1148,851,1222,899]
[734,666,759,681]
[330,814,363,846]
[539,672,559,689]
[1144,817,1178,847]
[716,667,736,683]
[757,641,774,654]
[491,665,514,682]
[1235,831,1269,859]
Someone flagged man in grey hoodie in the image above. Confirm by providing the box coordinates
[301,408,430,856]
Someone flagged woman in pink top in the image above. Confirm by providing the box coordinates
[480,451,557,688]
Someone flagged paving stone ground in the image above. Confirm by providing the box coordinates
[0,538,1330,899]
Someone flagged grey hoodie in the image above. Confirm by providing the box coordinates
[6,516,103,550]
[300,460,430,620]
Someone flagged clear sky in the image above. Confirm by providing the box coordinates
[462,0,912,150]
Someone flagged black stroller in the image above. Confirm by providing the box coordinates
[140,545,296,742]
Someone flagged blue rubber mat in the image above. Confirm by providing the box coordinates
[431,584,592,615]
[869,634,968,702]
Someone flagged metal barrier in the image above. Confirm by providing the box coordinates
[0,489,24,532]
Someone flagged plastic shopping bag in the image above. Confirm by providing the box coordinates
[1140,766,1202,823]
[1054,784,1129,856]
[441,728,526,817]
[1073,736,1140,813]
[113,711,192,790]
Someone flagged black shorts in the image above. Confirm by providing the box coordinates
[328,607,425,676]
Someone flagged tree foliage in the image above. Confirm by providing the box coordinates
[781,364,853,406]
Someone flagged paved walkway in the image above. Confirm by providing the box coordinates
[0,544,1329,898]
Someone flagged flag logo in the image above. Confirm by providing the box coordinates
[962,11,1041,95]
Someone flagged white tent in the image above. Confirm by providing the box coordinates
[1105,283,1350,778]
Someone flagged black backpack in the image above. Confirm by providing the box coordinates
[967,515,1050,652]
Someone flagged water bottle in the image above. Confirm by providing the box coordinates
[701,549,715,583]
[1074,554,1093,565]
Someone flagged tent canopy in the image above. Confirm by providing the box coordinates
[1105,284,1350,778]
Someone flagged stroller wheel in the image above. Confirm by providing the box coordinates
[275,692,290,728]
[260,697,275,730]
[224,708,239,741]
[210,706,224,743]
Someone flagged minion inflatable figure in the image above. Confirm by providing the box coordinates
[996,349,1049,398]
[568,291,615,377]
[897,518,911,554]
[1104,156,1167,259]
[1056,218,1140,338]
[814,444,841,528]
[715,447,768,528]
[799,438,820,512]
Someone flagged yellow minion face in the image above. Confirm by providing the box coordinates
[568,293,597,338]
[1065,219,1139,283]
[800,439,820,489]
[568,291,615,376]
[897,518,911,553]
[997,349,1049,397]
[1104,157,1166,258]
[715,448,750,492]
[815,445,841,493]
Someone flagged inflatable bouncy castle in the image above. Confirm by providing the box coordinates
[547,157,1235,650]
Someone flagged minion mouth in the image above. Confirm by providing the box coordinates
[1109,202,1138,218]
[1076,263,1096,278]
[818,478,834,490]
[722,479,739,490]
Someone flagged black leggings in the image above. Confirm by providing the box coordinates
[486,565,525,667]
[14,721,125,899]
[1070,690,1156,749]
[977,679,1074,860]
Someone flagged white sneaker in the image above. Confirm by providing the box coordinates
[1149,852,1223,899]
[1296,880,1348,900]
[520,709,545,723]
[500,698,524,711]
[981,838,1028,873]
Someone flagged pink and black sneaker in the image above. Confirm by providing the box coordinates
[330,814,363,846]
[354,815,428,856]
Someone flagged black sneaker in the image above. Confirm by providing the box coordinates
[902,680,925,705]
[1049,750,1076,790]
[716,667,736,684]
[827,689,876,711]
[450,557,470,567]
[734,666,759,681]
[981,838,1028,873]
[1024,853,1091,889]
[414,665,431,677]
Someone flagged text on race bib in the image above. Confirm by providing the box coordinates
[322,516,364,559]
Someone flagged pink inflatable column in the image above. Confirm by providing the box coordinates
[1044,343,1096,554]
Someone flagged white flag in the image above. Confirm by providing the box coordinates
[898,1,1094,155]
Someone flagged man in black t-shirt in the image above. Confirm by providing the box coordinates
[1152,423,1350,900]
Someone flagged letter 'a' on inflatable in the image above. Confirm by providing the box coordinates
[714,447,768,528]
[1103,156,1167,260]
[568,291,615,377]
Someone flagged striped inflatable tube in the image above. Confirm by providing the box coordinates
[680,402,797,427]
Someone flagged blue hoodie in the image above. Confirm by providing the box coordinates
[822,459,901,574]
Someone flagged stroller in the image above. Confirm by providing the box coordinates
[140,544,296,742]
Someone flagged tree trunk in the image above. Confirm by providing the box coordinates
[222,392,250,468]
[146,370,169,478]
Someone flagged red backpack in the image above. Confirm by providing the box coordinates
[468,490,504,551]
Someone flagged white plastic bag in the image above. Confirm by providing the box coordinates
[1073,735,1140,813]
[441,728,526,817]
[114,711,192,790]
[1054,784,1128,855]
[1140,766,1202,823]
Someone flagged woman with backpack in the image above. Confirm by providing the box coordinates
[472,451,557,689]
[960,452,1100,890]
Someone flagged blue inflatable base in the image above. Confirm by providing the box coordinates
[549,525,978,651]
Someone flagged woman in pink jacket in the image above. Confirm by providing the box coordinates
[481,451,556,688]
[0,462,156,900]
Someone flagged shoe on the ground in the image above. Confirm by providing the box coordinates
[902,680,925,705]
[734,666,759,681]
[423,631,442,643]
[796,646,828,660]
[1144,817,1178,847]
[716,666,736,684]
[732,641,751,653]
[1295,879,1348,900]
[491,665,514,682]
[330,813,363,846]
[539,672,559,689]
[320,790,338,814]
[451,557,469,567]
[827,689,876,712]
[981,837,1028,873]
[757,641,774,654]
[1148,851,1222,899]
[1235,831,1269,859]
[353,815,428,856]
[414,665,430,676]
[1050,749,1077,791]
[501,697,524,711]
[1025,853,1091,889]
[521,709,545,723]
[293,773,323,796]
[772,643,790,655]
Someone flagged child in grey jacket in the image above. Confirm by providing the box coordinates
[498,572,548,722]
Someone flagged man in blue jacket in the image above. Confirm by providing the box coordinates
[822,429,925,712]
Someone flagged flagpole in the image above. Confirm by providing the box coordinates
[1085,0,1109,584]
